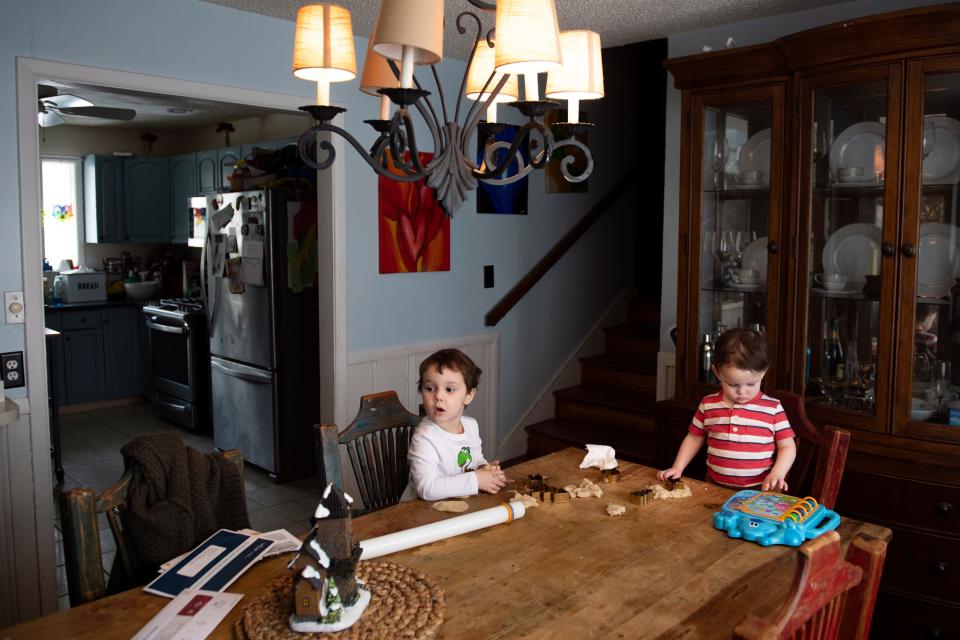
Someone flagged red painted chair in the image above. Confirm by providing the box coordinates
[775,390,850,509]
[734,531,888,640]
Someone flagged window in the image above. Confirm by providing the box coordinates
[41,157,84,269]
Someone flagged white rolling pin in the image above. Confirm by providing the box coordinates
[359,500,526,560]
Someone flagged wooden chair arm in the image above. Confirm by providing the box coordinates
[59,487,107,606]
[811,425,850,510]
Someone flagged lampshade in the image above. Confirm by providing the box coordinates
[545,30,605,100]
[292,4,357,83]
[465,42,519,103]
[372,0,444,65]
[360,34,399,95]
[494,0,562,75]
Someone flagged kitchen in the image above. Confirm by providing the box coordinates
[40,82,324,530]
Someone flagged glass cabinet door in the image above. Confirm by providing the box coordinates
[797,66,901,432]
[680,86,784,396]
[895,58,960,443]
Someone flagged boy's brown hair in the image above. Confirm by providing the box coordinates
[418,349,482,391]
[714,327,769,372]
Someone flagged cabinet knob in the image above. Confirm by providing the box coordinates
[935,502,954,517]
[932,561,950,575]
[901,243,917,258]
[882,242,895,257]
[766,241,778,254]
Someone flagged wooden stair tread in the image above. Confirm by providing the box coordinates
[525,418,654,462]
[554,385,658,412]
[603,324,659,340]
[581,353,657,373]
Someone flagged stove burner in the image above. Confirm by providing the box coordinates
[145,297,204,316]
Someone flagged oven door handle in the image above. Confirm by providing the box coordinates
[151,394,191,414]
[211,359,273,384]
[145,318,189,335]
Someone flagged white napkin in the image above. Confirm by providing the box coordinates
[579,444,618,470]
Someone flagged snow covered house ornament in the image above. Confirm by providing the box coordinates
[288,483,370,632]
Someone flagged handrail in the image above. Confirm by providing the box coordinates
[484,170,635,326]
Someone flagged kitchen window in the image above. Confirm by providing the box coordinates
[40,156,84,269]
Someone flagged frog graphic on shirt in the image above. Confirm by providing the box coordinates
[456,446,472,471]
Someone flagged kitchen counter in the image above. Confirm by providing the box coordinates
[45,299,146,311]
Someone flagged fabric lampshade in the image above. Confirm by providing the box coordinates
[545,30,605,100]
[371,0,444,65]
[292,4,357,83]
[465,42,519,102]
[494,0,562,75]
[360,35,399,95]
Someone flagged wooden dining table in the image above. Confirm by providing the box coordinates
[2,448,890,639]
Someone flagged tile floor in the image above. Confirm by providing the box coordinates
[54,402,324,610]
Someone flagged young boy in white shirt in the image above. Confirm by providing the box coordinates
[401,349,507,501]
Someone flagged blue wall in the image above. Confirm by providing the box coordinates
[1,0,635,441]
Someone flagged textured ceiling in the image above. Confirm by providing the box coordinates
[200,0,851,60]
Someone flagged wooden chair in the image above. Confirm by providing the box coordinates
[734,531,888,640]
[314,390,420,513]
[58,448,244,606]
[775,390,850,509]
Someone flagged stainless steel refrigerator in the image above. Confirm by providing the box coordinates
[201,188,319,481]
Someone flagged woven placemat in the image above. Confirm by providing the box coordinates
[233,561,444,640]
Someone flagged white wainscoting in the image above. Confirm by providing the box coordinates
[345,332,500,454]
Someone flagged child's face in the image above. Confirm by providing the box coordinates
[420,364,477,432]
[713,364,766,405]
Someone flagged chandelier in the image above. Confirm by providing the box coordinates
[291,0,604,216]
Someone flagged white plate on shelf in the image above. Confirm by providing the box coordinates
[822,223,881,284]
[741,237,768,281]
[728,283,763,292]
[811,286,860,297]
[737,129,771,185]
[923,115,960,184]
[917,222,960,298]
[829,121,885,184]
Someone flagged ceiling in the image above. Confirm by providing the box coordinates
[200,0,852,60]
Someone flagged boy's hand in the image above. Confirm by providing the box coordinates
[762,473,788,492]
[477,460,501,471]
[476,467,507,494]
[657,467,683,481]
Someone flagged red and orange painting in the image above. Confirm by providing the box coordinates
[379,151,450,273]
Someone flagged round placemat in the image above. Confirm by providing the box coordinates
[233,561,444,640]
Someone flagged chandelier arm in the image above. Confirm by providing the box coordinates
[397,111,429,176]
[465,0,497,11]
[461,73,511,156]
[297,122,423,182]
[472,121,539,180]
[486,28,496,49]
[454,10,484,123]
[430,65,449,125]
[555,137,593,183]
[525,125,556,169]
[387,58,443,143]
[479,141,533,186]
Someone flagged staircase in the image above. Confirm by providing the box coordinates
[525,298,662,464]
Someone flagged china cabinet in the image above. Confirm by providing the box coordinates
[661,5,960,635]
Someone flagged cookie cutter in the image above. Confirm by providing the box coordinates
[662,478,685,492]
[601,468,621,483]
[527,474,548,493]
[630,488,653,505]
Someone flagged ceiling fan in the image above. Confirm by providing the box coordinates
[37,84,137,127]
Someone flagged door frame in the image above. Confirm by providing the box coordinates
[15,56,348,615]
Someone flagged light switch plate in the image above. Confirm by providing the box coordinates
[4,291,24,324]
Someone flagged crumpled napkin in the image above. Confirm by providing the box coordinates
[579,444,618,470]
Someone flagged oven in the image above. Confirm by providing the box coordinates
[143,298,210,430]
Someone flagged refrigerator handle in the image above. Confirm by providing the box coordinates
[211,359,273,384]
[200,233,210,328]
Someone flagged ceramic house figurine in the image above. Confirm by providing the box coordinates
[288,483,370,632]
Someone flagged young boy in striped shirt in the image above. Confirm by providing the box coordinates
[658,328,797,491]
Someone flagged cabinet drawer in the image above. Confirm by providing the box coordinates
[884,526,960,603]
[837,469,960,535]
[872,589,960,640]
[61,310,102,331]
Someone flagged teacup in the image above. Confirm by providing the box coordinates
[738,170,764,185]
[734,268,760,285]
[816,272,848,291]
[837,166,864,182]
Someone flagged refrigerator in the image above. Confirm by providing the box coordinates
[200,188,320,481]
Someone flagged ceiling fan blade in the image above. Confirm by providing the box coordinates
[38,109,65,128]
[42,93,93,109]
[58,106,136,121]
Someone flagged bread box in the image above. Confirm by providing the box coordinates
[58,269,107,303]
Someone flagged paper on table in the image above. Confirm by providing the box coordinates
[132,589,242,640]
[158,529,300,573]
[579,444,618,470]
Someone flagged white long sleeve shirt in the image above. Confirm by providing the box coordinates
[401,416,488,501]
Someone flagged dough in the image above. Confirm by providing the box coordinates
[431,500,469,513]
[606,503,626,517]
[511,491,539,508]
[563,478,604,498]
[648,483,693,500]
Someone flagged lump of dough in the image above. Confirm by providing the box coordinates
[511,491,539,508]
[648,483,692,500]
[606,503,626,517]
[431,500,469,513]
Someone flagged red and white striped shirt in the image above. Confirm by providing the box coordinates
[689,391,794,488]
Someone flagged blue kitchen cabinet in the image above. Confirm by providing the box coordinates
[62,328,106,405]
[102,308,142,398]
[218,146,241,191]
[170,153,197,243]
[197,149,218,194]
[124,157,171,243]
[83,155,125,243]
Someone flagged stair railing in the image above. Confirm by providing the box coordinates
[484,170,635,326]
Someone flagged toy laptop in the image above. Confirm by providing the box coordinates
[713,490,841,547]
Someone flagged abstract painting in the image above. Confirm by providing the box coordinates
[379,151,450,273]
[476,123,528,215]
[545,108,589,193]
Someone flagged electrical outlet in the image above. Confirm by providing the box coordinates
[0,352,24,389]
[483,265,494,289]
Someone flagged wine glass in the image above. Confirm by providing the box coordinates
[712,137,729,189]
[932,360,952,402]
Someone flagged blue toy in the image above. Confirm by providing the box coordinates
[713,490,841,547]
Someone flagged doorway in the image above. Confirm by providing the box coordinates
[15,57,346,616]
